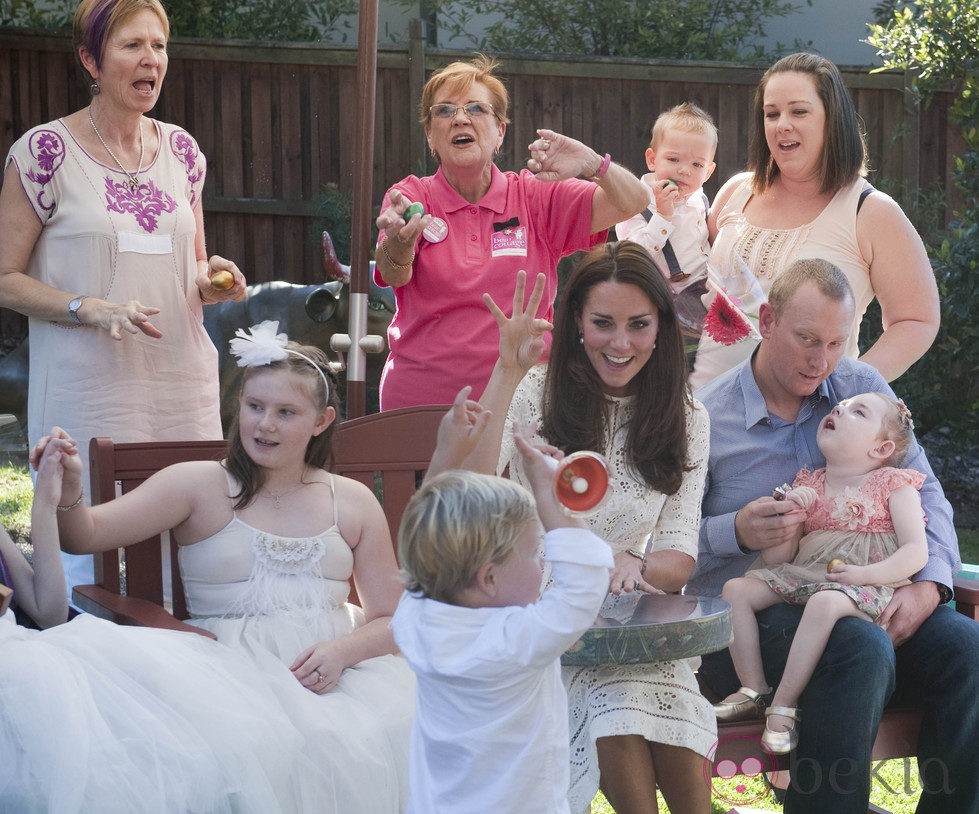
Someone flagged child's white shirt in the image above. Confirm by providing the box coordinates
[615,172,710,292]
[391,527,613,814]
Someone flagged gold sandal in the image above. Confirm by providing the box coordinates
[713,686,772,723]
[762,705,801,754]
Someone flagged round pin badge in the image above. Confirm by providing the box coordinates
[423,217,448,243]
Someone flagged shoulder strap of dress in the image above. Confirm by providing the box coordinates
[731,176,754,207]
[220,465,241,515]
[329,473,339,525]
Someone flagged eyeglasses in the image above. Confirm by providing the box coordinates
[429,102,496,119]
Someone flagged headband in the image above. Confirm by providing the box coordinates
[229,320,331,399]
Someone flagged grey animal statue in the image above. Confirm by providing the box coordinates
[0,232,394,435]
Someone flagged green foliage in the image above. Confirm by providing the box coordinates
[867,1,979,438]
[411,0,811,60]
[0,0,73,29]
[0,0,356,41]
[959,528,979,563]
[163,0,353,42]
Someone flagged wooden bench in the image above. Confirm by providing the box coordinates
[72,404,447,632]
[709,572,979,813]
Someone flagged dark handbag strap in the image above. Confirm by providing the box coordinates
[857,185,875,213]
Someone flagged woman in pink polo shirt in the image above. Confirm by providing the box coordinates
[375,54,649,411]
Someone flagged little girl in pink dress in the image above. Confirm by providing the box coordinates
[713,392,927,753]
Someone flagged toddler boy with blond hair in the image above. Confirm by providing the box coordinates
[392,411,612,814]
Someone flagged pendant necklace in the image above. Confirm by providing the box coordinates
[89,108,144,192]
[262,481,307,510]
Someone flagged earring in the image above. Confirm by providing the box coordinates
[578,334,584,344]
[90,81,100,95]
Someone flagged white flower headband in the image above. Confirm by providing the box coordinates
[229,320,331,399]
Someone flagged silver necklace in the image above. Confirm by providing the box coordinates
[88,108,144,192]
[262,481,307,510]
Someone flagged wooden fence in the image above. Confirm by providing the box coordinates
[0,24,963,343]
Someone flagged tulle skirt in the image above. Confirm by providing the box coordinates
[0,611,326,813]
[193,604,415,813]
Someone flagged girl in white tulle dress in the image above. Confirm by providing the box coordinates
[714,393,928,754]
[41,322,415,812]
[1,428,323,812]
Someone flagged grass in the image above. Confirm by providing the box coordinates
[0,462,32,546]
[590,755,924,811]
[957,528,979,564]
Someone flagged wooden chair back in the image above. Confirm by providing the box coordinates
[331,404,445,547]
[72,404,447,630]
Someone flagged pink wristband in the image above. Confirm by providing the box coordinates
[589,152,612,182]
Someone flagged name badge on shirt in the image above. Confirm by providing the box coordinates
[490,226,528,257]
[118,231,174,255]
[422,217,448,244]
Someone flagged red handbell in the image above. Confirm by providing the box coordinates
[554,451,611,516]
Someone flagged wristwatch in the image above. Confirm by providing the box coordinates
[67,296,86,324]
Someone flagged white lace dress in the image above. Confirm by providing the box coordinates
[178,473,415,813]
[499,365,717,810]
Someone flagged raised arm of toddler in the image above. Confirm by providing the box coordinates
[425,387,492,482]
[511,424,587,533]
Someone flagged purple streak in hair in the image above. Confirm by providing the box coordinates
[86,0,116,69]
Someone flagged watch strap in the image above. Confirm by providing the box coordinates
[625,547,647,575]
[68,296,86,323]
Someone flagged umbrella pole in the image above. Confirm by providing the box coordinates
[344,0,380,418]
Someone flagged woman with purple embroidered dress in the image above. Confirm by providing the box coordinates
[0,0,245,600]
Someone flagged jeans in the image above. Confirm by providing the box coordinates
[699,603,979,814]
